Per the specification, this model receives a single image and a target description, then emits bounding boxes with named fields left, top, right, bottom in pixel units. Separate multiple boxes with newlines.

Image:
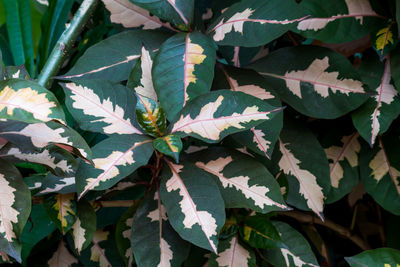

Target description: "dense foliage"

left=0, top=0, right=400, bottom=266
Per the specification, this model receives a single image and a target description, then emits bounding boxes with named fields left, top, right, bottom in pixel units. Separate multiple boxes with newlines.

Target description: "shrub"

left=0, top=0, right=400, bottom=266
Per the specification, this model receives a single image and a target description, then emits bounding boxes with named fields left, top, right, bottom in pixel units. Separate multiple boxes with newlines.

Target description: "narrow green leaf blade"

left=346, top=248, right=400, bottom=267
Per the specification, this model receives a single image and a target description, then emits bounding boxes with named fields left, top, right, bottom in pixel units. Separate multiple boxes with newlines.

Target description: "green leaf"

left=240, top=215, right=282, bottom=249
left=352, top=54, right=400, bottom=146
left=170, top=90, right=282, bottom=143
left=0, top=120, right=92, bottom=161
left=391, top=46, right=400, bottom=92
left=62, top=80, right=143, bottom=136
left=159, top=160, right=225, bottom=253
left=2, top=0, right=34, bottom=75
left=43, top=193, right=77, bottom=234
left=153, top=135, right=182, bottom=162
left=207, top=0, right=308, bottom=47
left=346, top=248, right=400, bottom=266
left=131, top=188, right=190, bottom=266
left=136, top=94, right=166, bottom=137
left=0, top=143, right=77, bottom=177
left=37, top=0, right=74, bottom=71
left=189, top=147, right=288, bottom=213
left=250, top=46, right=370, bottom=119
left=294, top=0, right=382, bottom=43
left=36, top=174, right=75, bottom=195
left=371, top=22, right=398, bottom=59
left=4, top=65, right=30, bottom=80
left=76, top=134, right=154, bottom=198
left=272, top=118, right=330, bottom=220
left=116, top=204, right=137, bottom=266
left=208, top=234, right=256, bottom=267
left=0, top=158, right=31, bottom=263
left=128, top=46, right=157, bottom=101
left=129, top=0, right=194, bottom=30
left=218, top=66, right=283, bottom=158
left=72, top=200, right=96, bottom=253
left=102, top=0, right=177, bottom=31
left=59, top=29, right=171, bottom=82
left=263, top=221, right=319, bottom=267
left=360, top=134, right=400, bottom=215
left=0, top=79, right=65, bottom=123
left=152, top=32, right=217, bottom=120
left=321, top=131, right=361, bottom=203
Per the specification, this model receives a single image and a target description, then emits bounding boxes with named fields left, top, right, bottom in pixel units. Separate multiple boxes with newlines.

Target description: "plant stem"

left=37, top=0, right=98, bottom=88
left=278, top=211, right=371, bottom=251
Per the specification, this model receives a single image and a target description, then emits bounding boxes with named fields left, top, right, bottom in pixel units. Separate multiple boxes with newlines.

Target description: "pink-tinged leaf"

left=47, top=241, right=78, bottom=267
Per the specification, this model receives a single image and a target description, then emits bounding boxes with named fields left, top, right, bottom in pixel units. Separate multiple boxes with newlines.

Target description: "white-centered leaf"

left=39, top=177, right=75, bottom=195
left=80, top=139, right=152, bottom=197
left=0, top=85, right=58, bottom=122
left=122, top=217, right=134, bottom=266
left=48, top=241, right=78, bottom=267
left=4, top=147, right=73, bottom=174
left=52, top=193, right=76, bottom=234
left=211, top=8, right=307, bottom=42
left=102, top=0, right=174, bottom=31
left=196, top=156, right=288, bottom=210
left=297, top=0, right=377, bottom=31
left=183, top=36, right=207, bottom=104
left=171, top=95, right=276, bottom=141
left=262, top=57, right=365, bottom=98
left=280, top=248, right=318, bottom=267
left=370, top=57, right=398, bottom=145
left=91, top=229, right=111, bottom=267
left=164, top=161, right=219, bottom=253
left=0, top=174, right=19, bottom=242
left=325, top=133, right=360, bottom=188
left=369, top=139, right=400, bottom=196
left=215, top=235, right=251, bottom=267
left=72, top=218, right=86, bottom=253
left=64, top=82, right=141, bottom=135
left=226, top=75, right=274, bottom=100
left=279, top=140, right=324, bottom=219
left=135, top=46, right=157, bottom=101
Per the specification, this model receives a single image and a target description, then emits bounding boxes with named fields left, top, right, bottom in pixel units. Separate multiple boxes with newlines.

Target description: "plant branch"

left=37, top=0, right=99, bottom=88
left=278, top=211, right=371, bottom=250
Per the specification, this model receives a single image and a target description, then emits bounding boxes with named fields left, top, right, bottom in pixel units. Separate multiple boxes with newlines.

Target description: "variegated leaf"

left=129, top=0, right=194, bottom=30
left=152, top=32, right=217, bottom=120
left=4, top=65, right=30, bottom=80
left=360, top=134, right=400, bottom=215
left=0, top=144, right=77, bottom=177
left=116, top=205, right=137, bottom=266
left=346, top=248, right=400, bottom=267
left=0, top=79, right=65, bottom=123
left=263, top=221, right=319, bottom=267
left=0, top=120, right=91, bottom=160
left=153, top=135, right=182, bottom=162
left=208, top=235, right=256, bottom=267
left=295, top=0, right=382, bottom=43
left=322, top=132, right=361, bottom=203
left=131, top=188, right=190, bottom=266
left=170, top=90, right=282, bottom=143
left=207, top=0, right=308, bottom=47
left=35, top=174, right=75, bottom=195
left=89, top=229, right=112, bottom=267
left=47, top=241, right=78, bottom=267
left=136, top=94, right=166, bottom=137
left=128, top=46, right=157, bottom=101
left=159, top=160, right=225, bottom=253
left=218, top=66, right=283, bottom=158
left=0, top=159, right=31, bottom=263
left=44, top=193, right=77, bottom=234
left=62, top=80, right=142, bottom=136
left=72, top=200, right=96, bottom=253
left=102, top=0, right=176, bottom=31
left=59, top=30, right=171, bottom=82
left=190, top=147, right=288, bottom=213
left=76, top=135, right=154, bottom=198
left=251, top=46, right=369, bottom=119
left=273, top=118, right=330, bottom=220
left=352, top=55, right=400, bottom=146
left=372, top=22, right=397, bottom=59
left=240, top=215, right=282, bottom=249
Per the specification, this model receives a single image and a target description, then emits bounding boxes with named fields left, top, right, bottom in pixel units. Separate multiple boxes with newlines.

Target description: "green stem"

left=37, top=0, right=98, bottom=88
